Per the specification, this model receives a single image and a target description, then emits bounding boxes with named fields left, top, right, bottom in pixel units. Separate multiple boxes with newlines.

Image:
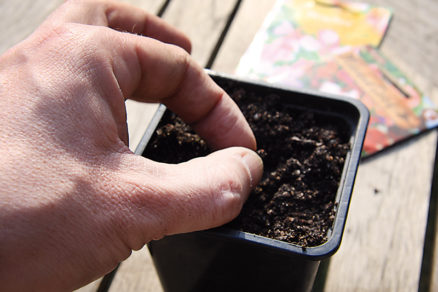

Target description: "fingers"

left=41, top=1, right=254, bottom=150
left=105, top=2, right=192, bottom=52
left=113, top=147, right=263, bottom=248
left=43, top=0, right=191, bottom=52
left=35, top=0, right=254, bottom=150
left=105, top=28, right=256, bottom=150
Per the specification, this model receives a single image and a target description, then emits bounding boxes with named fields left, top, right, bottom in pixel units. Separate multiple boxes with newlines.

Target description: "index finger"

left=42, top=0, right=256, bottom=151
left=114, top=32, right=257, bottom=151
left=42, top=0, right=191, bottom=52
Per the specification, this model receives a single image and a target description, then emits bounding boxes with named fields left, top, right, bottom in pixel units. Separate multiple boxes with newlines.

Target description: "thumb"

left=112, top=147, right=263, bottom=249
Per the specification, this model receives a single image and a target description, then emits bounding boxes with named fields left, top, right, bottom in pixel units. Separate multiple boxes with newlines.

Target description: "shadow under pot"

left=135, top=71, right=369, bottom=292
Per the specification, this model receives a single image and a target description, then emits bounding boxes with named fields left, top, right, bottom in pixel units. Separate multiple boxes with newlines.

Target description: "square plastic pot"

left=134, top=71, right=369, bottom=292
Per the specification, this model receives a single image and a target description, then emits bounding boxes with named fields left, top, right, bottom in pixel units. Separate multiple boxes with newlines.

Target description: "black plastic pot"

left=135, top=71, right=369, bottom=292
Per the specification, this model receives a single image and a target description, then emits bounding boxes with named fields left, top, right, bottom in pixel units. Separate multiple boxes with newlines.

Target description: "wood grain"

left=324, top=132, right=437, bottom=292
left=108, top=246, right=162, bottom=292
left=0, top=0, right=64, bottom=54
left=212, top=0, right=277, bottom=75
left=161, top=0, right=238, bottom=67
left=74, top=279, right=102, bottom=292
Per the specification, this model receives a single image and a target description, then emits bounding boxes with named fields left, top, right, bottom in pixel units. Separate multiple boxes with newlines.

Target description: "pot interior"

left=139, top=72, right=368, bottom=258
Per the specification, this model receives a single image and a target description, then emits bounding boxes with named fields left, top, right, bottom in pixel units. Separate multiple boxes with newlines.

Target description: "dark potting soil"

left=144, top=81, right=350, bottom=247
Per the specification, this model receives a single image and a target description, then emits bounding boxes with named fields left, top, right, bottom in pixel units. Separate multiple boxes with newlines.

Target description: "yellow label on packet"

left=289, top=0, right=391, bottom=47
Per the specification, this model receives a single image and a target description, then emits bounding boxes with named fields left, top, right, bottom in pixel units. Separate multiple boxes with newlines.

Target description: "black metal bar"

left=156, top=0, right=171, bottom=17
left=97, top=265, right=119, bottom=292
left=419, top=129, right=438, bottom=292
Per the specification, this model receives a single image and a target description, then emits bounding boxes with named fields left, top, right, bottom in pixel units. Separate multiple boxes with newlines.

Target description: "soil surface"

left=144, top=79, right=350, bottom=247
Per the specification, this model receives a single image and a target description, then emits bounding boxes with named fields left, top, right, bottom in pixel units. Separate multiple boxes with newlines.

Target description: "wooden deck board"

left=324, top=131, right=437, bottom=292
left=212, top=0, right=277, bottom=75
left=160, top=0, right=238, bottom=67
left=108, top=247, right=162, bottom=292
left=0, top=0, right=63, bottom=54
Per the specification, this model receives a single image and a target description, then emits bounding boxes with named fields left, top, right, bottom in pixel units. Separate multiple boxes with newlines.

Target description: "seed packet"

left=236, top=0, right=438, bottom=156
left=236, top=0, right=393, bottom=81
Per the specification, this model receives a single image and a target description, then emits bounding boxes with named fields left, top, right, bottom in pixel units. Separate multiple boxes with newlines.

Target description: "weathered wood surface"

left=1, top=0, right=438, bottom=291
left=323, top=132, right=437, bottom=292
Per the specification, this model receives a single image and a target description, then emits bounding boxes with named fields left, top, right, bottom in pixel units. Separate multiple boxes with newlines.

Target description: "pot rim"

left=136, top=70, right=369, bottom=260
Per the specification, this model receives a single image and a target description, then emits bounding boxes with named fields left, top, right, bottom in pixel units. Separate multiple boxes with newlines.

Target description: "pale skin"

left=0, top=0, right=263, bottom=291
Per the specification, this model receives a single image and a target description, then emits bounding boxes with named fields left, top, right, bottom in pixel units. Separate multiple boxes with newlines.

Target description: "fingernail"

left=240, top=150, right=264, bottom=189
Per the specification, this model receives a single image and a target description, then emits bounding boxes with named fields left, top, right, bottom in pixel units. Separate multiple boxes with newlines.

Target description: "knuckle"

left=33, top=24, right=114, bottom=78
left=214, top=101, right=240, bottom=138
left=209, top=162, right=247, bottom=219
left=33, top=23, right=75, bottom=48
left=35, top=23, right=106, bottom=58
left=168, top=44, right=191, bottom=85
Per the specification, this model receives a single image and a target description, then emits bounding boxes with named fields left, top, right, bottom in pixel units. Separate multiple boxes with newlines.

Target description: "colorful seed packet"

left=236, top=0, right=438, bottom=157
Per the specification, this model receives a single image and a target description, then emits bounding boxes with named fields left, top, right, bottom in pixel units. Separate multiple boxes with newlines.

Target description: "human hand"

left=0, top=0, right=263, bottom=290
